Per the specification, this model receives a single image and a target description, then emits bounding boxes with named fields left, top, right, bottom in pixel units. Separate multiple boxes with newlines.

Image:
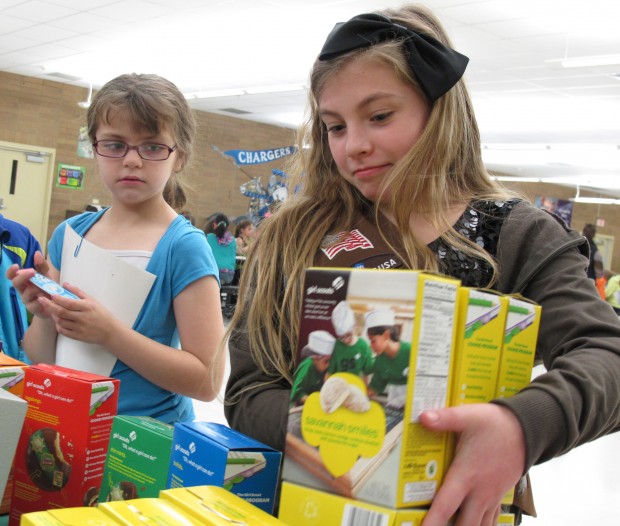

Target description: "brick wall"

left=0, top=71, right=295, bottom=242
left=1, top=71, right=618, bottom=270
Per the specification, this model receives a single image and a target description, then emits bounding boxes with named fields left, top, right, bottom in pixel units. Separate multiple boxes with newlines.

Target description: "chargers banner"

left=224, top=146, right=296, bottom=165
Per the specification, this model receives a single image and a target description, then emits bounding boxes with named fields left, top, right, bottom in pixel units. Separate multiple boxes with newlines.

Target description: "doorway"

left=0, top=141, right=55, bottom=251
left=594, top=233, right=615, bottom=272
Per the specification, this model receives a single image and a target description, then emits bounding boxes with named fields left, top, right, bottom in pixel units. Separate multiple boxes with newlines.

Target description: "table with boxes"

left=1, top=359, right=284, bottom=525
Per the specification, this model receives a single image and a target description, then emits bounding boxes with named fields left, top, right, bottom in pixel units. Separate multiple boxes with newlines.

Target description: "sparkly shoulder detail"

left=429, top=199, right=519, bottom=287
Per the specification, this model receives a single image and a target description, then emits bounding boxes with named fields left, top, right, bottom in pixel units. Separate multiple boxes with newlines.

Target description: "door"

left=594, top=233, right=614, bottom=272
left=0, top=141, right=55, bottom=250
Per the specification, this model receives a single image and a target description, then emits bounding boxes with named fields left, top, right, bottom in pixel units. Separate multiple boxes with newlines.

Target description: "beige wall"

left=2, top=71, right=619, bottom=270
left=0, top=71, right=295, bottom=244
left=500, top=180, right=620, bottom=270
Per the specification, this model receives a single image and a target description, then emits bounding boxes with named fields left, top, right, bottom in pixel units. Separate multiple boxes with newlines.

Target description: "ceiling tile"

left=0, top=0, right=618, bottom=192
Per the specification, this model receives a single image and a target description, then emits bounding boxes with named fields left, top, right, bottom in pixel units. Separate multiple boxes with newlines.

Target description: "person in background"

left=604, top=270, right=620, bottom=315
left=223, top=4, right=620, bottom=525
left=205, top=213, right=237, bottom=285
left=0, top=214, right=41, bottom=362
left=582, top=223, right=604, bottom=280
left=202, top=212, right=221, bottom=235
left=7, top=73, right=225, bottom=424
left=234, top=218, right=255, bottom=256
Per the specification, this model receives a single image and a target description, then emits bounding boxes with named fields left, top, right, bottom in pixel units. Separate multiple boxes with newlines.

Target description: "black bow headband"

left=318, top=13, right=469, bottom=102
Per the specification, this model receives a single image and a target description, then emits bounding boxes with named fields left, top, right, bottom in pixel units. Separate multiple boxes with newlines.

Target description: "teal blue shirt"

left=48, top=210, right=218, bottom=423
left=206, top=232, right=237, bottom=284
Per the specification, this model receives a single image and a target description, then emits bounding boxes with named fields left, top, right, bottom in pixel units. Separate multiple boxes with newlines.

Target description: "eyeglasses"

left=93, top=140, right=177, bottom=161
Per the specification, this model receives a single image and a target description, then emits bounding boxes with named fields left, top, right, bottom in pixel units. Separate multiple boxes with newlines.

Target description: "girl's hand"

left=6, top=253, right=52, bottom=318
left=419, top=403, right=526, bottom=526
left=37, top=283, right=121, bottom=346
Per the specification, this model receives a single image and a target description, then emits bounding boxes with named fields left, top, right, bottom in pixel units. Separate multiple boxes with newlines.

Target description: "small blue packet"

left=29, top=272, right=79, bottom=299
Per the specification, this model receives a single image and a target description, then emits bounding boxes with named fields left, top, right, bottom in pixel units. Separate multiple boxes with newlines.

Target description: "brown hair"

left=234, top=219, right=253, bottom=238
left=87, top=73, right=196, bottom=211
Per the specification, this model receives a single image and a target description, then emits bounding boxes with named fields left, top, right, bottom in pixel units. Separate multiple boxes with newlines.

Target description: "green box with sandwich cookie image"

left=99, top=415, right=174, bottom=503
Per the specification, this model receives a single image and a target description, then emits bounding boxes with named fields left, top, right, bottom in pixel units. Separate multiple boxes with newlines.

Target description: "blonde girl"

left=225, top=5, right=620, bottom=525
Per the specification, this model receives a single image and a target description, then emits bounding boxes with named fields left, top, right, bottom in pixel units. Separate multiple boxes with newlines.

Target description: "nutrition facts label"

left=410, top=279, right=458, bottom=422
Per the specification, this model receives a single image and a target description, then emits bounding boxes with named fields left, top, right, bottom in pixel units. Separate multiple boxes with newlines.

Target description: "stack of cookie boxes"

left=97, top=417, right=282, bottom=515
left=278, top=267, right=540, bottom=525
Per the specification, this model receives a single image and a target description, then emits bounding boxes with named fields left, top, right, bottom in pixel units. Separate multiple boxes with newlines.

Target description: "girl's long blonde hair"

left=224, top=3, right=513, bottom=388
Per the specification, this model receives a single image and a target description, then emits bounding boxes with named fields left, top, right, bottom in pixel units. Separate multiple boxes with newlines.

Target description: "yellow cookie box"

left=21, top=507, right=122, bottom=526
left=497, top=296, right=541, bottom=400
left=450, top=288, right=509, bottom=408
left=496, top=295, right=541, bottom=505
left=160, top=485, right=288, bottom=525
left=279, top=481, right=514, bottom=526
left=98, top=498, right=203, bottom=526
left=447, top=288, right=509, bottom=496
left=448, top=290, right=540, bottom=507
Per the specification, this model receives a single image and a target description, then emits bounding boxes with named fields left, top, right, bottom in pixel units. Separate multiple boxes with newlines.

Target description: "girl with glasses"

left=224, top=4, right=620, bottom=524
left=7, top=73, right=225, bottom=424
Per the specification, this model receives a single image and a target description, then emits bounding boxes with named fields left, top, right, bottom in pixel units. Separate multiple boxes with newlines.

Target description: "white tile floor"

left=195, top=361, right=620, bottom=525
left=520, top=366, right=620, bottom=525
left=521, top=431, right=620, bottom=525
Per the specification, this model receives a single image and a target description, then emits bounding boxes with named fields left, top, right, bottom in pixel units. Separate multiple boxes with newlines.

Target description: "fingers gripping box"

left=447, top=289, right=508, bottom=467
left=9, top=364, right=119, bottom=526
left=167, top=421, right=281, bottom=514
left=99, top=415, right=174, bottom=503
left=282, top=268, right=460, bottom=509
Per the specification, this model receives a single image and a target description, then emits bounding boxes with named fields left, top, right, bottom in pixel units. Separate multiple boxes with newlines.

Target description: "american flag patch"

left=320, top=229, right=374, bottom=260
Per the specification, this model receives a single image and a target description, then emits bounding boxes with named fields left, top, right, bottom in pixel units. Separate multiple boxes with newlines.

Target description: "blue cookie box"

left=167, top=421, right=281, bottom=514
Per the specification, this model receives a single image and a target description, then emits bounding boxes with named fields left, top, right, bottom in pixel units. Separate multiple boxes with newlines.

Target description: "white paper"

left=56, top=225, right=156, bottom=376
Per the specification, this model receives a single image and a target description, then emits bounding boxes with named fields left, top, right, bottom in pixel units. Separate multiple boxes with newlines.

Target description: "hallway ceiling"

left=1, top=0, right=619, bottom=196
